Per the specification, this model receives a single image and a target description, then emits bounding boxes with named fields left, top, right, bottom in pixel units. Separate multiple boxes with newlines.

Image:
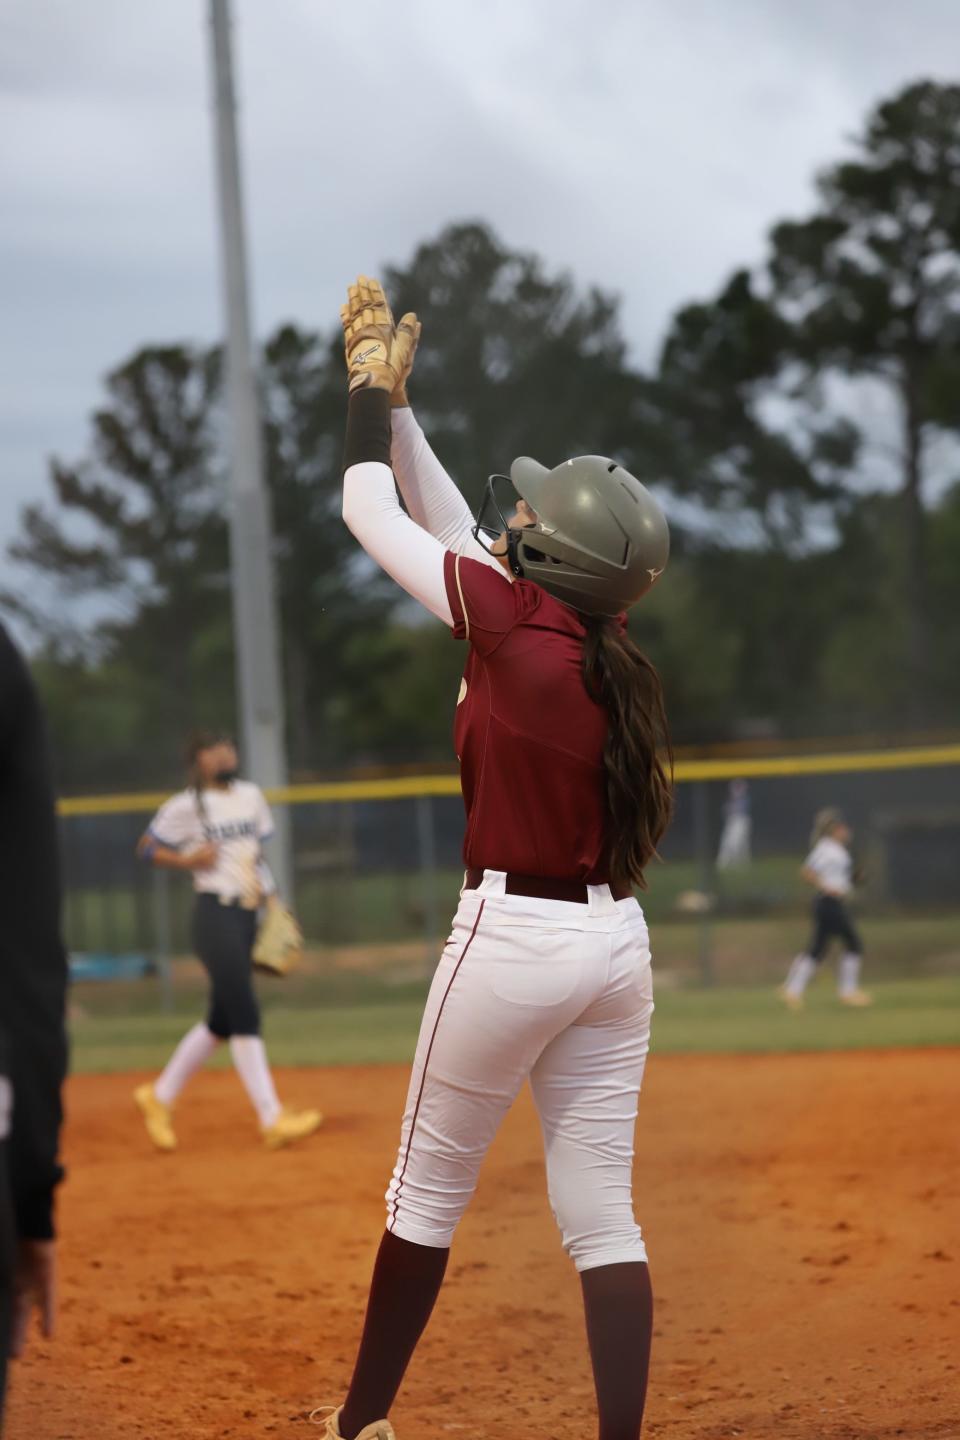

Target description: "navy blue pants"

left=808, top=894, right=862, bottom=962
left=192, top=895, right=261, bottom=1038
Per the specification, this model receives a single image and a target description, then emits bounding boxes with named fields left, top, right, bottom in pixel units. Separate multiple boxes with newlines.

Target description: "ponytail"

left=185, top=728, right=227, bottom=824
left=810, top=807, right=843, bottom=849
left=582, top=618, right=673, bottom=889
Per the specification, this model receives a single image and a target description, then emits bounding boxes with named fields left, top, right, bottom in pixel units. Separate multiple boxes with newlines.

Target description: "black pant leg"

left=192, top=898, right=261, bottom=1038
left=834, top=902, right=863, bottom=955
left=810, top=895, right=860, bottom=963
left=807, top=896, right=833, bottom=961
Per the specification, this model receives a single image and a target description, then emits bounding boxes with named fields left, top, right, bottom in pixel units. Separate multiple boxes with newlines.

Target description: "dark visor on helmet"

left=471, top=474, right=527, bottom=577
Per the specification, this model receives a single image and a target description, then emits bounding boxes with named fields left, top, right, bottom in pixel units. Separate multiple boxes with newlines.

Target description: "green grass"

left=68, top=975, right=958, bottom=1075
left=648, top=976, right=959, bottom=1054
left=651, top=912, right=960, bottom=982
left=70, top=1002, right=428, bottom=1074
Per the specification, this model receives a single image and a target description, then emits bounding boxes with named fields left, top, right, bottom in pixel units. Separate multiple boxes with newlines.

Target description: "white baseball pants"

left=385, top=870, right=655, bottom=1272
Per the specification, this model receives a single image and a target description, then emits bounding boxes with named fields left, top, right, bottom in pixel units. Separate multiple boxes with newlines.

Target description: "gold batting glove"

left=339, top=275, right=421, bottom=401
left=391, top=314, right=421, bottom=408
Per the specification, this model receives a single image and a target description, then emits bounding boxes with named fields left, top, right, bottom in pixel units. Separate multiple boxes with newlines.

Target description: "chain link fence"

left=60, top=748, right=960, bottom=1006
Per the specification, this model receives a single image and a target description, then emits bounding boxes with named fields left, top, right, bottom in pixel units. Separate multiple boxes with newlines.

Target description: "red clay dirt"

left=7, top=1050, right=959, bottom=1440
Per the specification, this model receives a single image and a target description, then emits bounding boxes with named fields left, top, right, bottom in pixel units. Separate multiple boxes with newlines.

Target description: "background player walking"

left=313, top=278, right=672, bottom=1440
left=133, top=732, right=321, bottom=1150
left=780, top=807, right=872, bottom=1009
left=716, top=778, right=752, bottom=869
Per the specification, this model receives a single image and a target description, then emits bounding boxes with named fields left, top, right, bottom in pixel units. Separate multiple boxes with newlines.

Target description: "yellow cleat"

left=263, top=1106, right=323, bottom=1150
left=309, top=1405, right=395, bottom=1440
left=778, top=987, right=804, bottom=1012
left=839, top=989, right=873, bottom=1007
left=133, top=1083, right=177, bottom=1151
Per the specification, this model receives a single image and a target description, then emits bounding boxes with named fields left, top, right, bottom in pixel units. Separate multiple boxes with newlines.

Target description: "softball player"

left=133, top=732, right=321, bottom=1150
left=716, top=778, right=751, bottom=869
left=314, top=279, right=672, bottom=1440
left=780, top=807, right=871, bottom=1009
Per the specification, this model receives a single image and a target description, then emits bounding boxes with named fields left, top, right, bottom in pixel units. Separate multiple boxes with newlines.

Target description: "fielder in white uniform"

left=132, top=732, right=322, bottom=1150
left=311, top=278, right=673, bottom=1440
left=716, top=778, right=752, bottom=869
left=780, top=807, right=871, bottom=1009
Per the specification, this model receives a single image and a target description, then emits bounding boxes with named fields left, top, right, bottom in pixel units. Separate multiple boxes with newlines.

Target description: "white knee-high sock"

left=838, top=952, right=862, bottom=996
left=784, top=954, right=817, bottom=997
left=229, top=1036, right=282, bottom=1129
left=154, top=1022, right=220, bottom=1105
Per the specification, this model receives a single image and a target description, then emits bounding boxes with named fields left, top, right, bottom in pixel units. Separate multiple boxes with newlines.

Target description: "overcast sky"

left=2, top=0, right=958, bottom=566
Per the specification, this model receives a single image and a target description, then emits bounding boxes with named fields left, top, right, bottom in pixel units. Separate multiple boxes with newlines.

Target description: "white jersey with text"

left=804, top=836, right=853, bottom=897
left=148, top=781, right=275, bottom=899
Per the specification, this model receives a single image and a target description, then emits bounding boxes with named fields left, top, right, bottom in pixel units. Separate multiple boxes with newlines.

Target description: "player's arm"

left=136, top=797, right=217, bottom=871
left=339, top=279, right=455, bottom=623
left=800, top=860, right=840, bottom=897
left=343, top=414, right=455, bottom=626
left=390, top=409, right=477, bottom=551
left=136, top=836, right=217, bottom=871
left=391, top=416, right=513, bottom=570
left=340, top=277, right=480, bottom=553
left=253, top=788, right=278, bottom=898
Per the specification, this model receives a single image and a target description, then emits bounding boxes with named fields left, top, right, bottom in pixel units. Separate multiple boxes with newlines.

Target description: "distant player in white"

left=780, top=808, right=871, bottom=1009
left=716, top=778, right=751, bottom=869
left=132, top=731, right=322, bottom=1150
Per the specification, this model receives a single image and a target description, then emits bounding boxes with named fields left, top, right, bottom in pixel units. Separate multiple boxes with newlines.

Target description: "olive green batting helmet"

left=506, top=455, right=669, bottom=616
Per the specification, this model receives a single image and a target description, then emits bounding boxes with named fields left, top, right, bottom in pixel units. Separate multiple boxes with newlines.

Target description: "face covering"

left=214, top=767, right=239, bottom=785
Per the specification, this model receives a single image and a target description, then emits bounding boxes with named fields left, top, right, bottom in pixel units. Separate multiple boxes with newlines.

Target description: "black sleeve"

left=342, top=387, right=392, bottom=472
left=0, top=625, right=68, bottom=1241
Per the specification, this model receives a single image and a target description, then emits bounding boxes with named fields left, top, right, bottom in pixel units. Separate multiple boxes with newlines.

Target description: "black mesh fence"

left=60, top=760, right=960, bottom=987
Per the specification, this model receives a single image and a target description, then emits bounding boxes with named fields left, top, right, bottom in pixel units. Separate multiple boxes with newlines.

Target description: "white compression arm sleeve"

left=343, top=461, right=456, bottom=626
left=390, top=407, right=476, bottom=550
left=389, top=408, right=509, bottom=571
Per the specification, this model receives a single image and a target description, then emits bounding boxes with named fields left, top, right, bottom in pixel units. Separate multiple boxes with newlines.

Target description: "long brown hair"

left=184, top=729, right=233, bottom=822
left=582, top=617, right=673, bottom=889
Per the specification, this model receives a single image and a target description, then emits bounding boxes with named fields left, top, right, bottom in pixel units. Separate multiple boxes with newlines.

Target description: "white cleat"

left=309, top=1405, right=396, bottom=1439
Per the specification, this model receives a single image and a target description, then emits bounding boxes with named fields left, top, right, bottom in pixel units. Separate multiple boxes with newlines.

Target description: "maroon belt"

left=464, top=867, right=632, bottom=904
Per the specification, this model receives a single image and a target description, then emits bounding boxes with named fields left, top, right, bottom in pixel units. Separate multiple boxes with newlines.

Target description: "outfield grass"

left=69, top=975, right=958, bottom=1075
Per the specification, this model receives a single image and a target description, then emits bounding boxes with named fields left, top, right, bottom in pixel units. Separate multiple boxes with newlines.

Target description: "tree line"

left=5, top=80, right=960, bottom=792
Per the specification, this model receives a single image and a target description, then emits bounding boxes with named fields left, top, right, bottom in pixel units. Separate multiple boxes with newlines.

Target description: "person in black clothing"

left=0, top=624, right=68, bottom=1422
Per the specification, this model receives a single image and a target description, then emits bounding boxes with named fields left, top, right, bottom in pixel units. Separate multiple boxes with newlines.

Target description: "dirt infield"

left=8, top=1050, right=959, bottom=1440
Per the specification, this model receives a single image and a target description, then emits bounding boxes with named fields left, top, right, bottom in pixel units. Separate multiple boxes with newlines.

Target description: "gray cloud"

left=2, top=0, right=958, bottom=565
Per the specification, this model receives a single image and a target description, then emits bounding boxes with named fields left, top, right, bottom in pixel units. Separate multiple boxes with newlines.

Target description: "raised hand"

left=340, top=275, right=420, bottom=397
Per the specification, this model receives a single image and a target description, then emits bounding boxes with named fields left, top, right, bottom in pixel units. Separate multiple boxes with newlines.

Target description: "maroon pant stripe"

left=388, top=898, right=486, bottom=1232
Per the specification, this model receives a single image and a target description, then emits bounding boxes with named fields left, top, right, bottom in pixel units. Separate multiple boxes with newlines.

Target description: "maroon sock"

left=338, top=1230, right=449, bottom=1440
left=580, top=1261, right=653, bottom=1440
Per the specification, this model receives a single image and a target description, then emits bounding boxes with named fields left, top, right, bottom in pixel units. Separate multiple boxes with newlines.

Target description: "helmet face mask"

left=472, top=474, right=530, bottom=578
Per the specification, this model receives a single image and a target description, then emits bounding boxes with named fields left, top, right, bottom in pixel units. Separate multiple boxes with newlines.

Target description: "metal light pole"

left=207, top=0, right=292, bottom=899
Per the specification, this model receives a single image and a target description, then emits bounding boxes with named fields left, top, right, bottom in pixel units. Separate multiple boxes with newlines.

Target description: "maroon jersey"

left=443, top=550, right=616, bottom=882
